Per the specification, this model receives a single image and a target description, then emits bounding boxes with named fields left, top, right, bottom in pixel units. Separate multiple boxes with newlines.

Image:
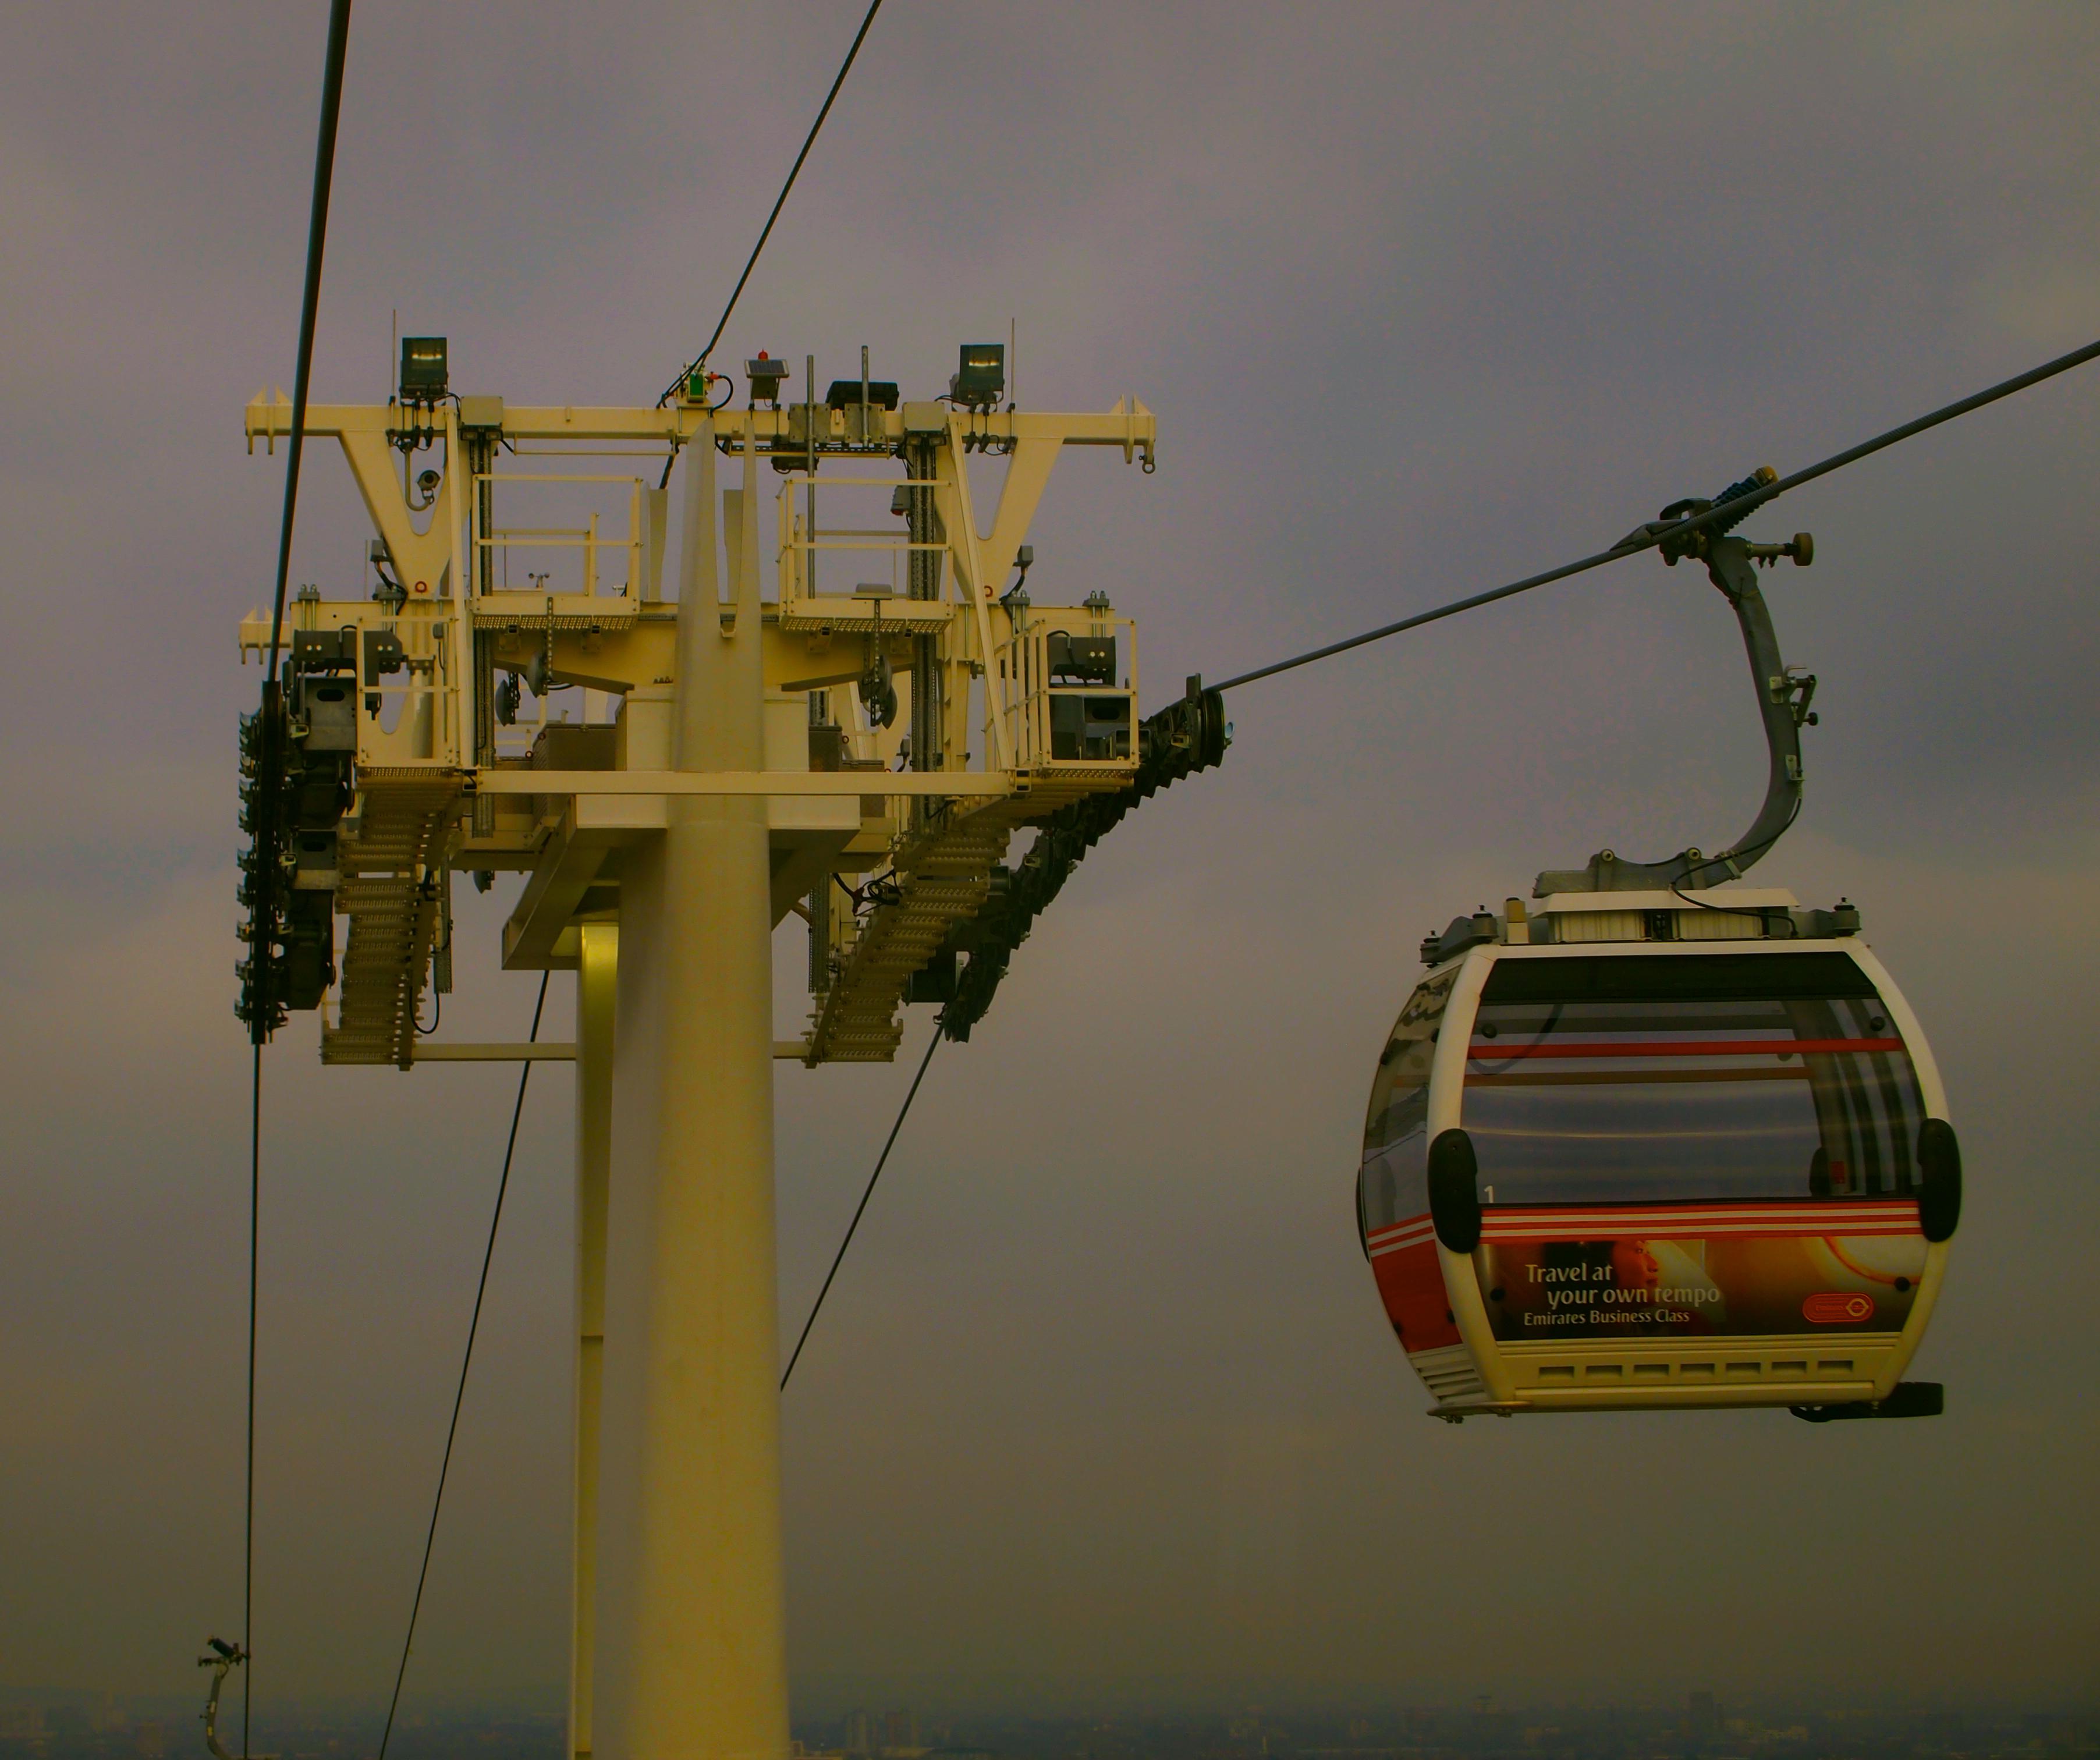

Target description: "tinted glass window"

left=1359, top=967, right=1459, bottom=1233
left=1462, top=956, right=1923, bottom=1205
left=1480, top=951, right=1876, bottom=1006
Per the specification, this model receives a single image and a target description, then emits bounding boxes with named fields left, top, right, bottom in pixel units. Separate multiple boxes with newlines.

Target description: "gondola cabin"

left=1357, top=889, right=1958, bottom=1420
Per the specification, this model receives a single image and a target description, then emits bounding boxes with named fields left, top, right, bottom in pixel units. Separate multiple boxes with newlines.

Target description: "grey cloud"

left=2, top=0, right=2095, bottom=1724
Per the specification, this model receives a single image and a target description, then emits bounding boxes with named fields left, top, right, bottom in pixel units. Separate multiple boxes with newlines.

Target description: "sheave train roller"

left=1356, top=471, right=1959, bottom=1421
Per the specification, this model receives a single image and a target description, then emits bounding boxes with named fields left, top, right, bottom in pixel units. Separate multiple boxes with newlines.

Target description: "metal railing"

left=994, top=606, right=1139, bottom=772
left=774, top=471, right=946, bottom=608
left=473, top=473, right=647, bottom=601
left=468, top=470, right=646, bottom=759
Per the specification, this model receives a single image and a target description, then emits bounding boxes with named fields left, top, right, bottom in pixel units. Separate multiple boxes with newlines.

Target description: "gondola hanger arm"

left=1537, top=469, right=1815, bottom=896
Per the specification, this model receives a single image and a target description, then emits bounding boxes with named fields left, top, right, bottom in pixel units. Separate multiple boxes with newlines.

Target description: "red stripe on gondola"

left=1367, top=1211, right=1432, bottom=1236
left=1485, top=1200, right=1914, bottom=1215
left=1367, top=1214, right=1436, bottom=1250
left=1467, top=1037, right=1903, bottom=1060
left=1477, top=1198, right=1919, bottom=1240
left=1477, top=1220, right=1917, bottom=1236
left=1482, top=1202, right=1915, bottom=1220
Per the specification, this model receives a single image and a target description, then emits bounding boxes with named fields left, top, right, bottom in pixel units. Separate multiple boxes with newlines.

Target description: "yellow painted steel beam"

left=473, top=769, right=1018, bottom=798
left=405, top=1037, right=815, bottom=1063
left=247, top=393, right=1155, bottom=453
left=410, top=1041, right=579, bottom=1060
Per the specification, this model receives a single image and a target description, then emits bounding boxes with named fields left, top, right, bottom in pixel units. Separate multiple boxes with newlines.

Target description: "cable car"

left=1357, top=895, right=1959, bottom=1419
left=1355, top=482, right=1960, bottom=1420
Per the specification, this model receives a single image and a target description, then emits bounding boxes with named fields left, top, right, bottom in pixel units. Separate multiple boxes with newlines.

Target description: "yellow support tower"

left=236, top=347, right=1159, bottom=1760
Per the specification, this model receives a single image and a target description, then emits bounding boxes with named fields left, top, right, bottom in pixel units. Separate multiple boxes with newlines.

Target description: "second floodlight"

left=398, top=336, right=448, bottom=402
left=950, top=342, right=1005, bottom=410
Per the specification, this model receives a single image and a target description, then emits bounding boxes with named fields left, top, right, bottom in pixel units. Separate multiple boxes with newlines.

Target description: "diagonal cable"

left=375, top=974, right=550, bottom=1760
left=657, top=0, right=884, bottom=406
left=781, top=1023, right=941, bottom=1389
left=1212, top=335, right=2100, bottom=693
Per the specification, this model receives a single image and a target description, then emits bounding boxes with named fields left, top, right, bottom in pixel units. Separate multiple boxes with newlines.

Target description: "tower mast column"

left=571, top=921, right=617, bottom=1760
left=597, top=422, right=787, bottom=1760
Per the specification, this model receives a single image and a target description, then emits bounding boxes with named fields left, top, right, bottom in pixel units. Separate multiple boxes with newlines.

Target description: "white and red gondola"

left=1355, top=477, right=1959, bottom=1420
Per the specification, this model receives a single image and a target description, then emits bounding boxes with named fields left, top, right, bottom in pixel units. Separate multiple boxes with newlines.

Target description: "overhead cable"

left=780, top=1024, right=940, bottom=1390
left=240, top=9, right=353, bottom=1758
left=754, top=341, right=2100, bottom=1400
left=241, top=1044, right=262, bottom=1760
left=376, top=975, right=551, bottom=1760
left=262, top=0, right=356, bottom=690
left=656, top=0, right=884, bottom=407
left=1212, top=336, right=2100, bottom=693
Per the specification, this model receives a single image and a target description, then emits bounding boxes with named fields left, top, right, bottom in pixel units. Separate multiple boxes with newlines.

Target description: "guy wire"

left=781, top=1024, right=942, bottom=1390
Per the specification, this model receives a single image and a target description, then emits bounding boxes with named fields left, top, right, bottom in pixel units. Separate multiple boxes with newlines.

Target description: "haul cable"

left=1211, top=336, right=2100, bottom=694
left=791, top=339, right=2099, bottom=1334
left=656, top=0, right=884, bottom=408
left=236, top=6, right=353, bottom=1757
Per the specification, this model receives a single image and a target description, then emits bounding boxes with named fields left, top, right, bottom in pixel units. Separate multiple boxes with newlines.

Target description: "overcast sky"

left=2, top=0, right=2097, bottom=1734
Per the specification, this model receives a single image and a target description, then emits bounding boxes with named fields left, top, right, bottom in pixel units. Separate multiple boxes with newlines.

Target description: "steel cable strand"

left=657, top=0, right=885, bottom=406
left=237, top=10, right=354, bottom=1757
left=375, top=974, right=550, bottom=1760
left=1212, top=337, right=2100, bottom=694
left=781, top=1023, right=941, bottom=1390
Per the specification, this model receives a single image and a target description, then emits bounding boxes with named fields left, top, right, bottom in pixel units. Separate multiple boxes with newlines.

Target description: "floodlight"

left=398, top=336, right=448, bottom=401
left=949, top=342, right=1005, bottom=410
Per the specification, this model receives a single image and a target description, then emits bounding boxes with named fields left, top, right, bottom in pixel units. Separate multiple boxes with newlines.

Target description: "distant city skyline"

left=5, top=1697, right=2097, bottom=1760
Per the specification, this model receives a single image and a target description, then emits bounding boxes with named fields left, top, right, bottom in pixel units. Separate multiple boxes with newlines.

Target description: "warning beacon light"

left=950, top=342, right=1005, bottom=410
